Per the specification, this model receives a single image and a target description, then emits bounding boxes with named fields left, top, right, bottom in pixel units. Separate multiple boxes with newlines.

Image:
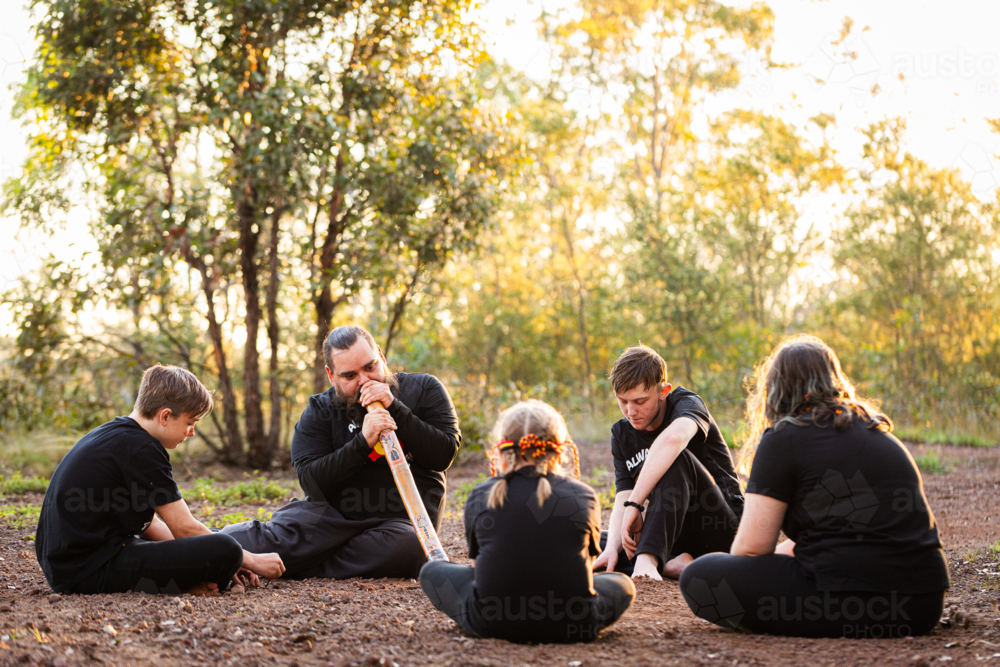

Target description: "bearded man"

left=221, top=324, right=461, bottom=579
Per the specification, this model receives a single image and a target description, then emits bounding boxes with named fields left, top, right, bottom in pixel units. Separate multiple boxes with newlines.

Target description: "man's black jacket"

left=290, top=372, right=461, bottom=528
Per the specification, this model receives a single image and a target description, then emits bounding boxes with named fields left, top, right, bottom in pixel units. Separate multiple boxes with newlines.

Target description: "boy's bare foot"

left=631, top=553, right=663, bottom=581
left=663, top=552, right=694, bottom=579
left=183, top=581, right=220, bottom=596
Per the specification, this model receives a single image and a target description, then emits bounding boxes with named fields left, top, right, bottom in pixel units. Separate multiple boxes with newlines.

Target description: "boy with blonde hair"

left=36, top=364, right=284, bottom=595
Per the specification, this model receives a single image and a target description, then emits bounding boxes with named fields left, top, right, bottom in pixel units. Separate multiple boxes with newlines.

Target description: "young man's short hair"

left=610, top=345, right=668, bottom=395
left=134, top=365, right=213, bottom=419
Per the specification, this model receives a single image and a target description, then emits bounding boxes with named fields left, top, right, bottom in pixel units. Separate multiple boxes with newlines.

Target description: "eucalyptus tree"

left=6, top=0, right=510, bottom=465
left=835, top=119, right=1000, bottom=417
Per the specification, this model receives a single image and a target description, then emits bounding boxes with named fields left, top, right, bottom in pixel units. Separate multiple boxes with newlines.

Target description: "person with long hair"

left=679, top=335, right=949, bottom=638
left=419, top=400, right=636, bottom=643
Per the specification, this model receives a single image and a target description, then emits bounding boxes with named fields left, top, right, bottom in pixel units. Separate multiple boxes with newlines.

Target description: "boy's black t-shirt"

left=746, top=419, right=950, bottom=593
left=35, top=417, right=182, bottom=593
left=611, top=387, right=743, bottom=513
left=463, top=468, right=602, bottom=643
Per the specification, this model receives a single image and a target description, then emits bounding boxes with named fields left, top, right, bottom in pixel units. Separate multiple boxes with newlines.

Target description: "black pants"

left=71, top=534, right=244, bottom=595
left=221, top=499, right=425, bottom=580
left=419, top=561, right=635, bottom=643
left=602, top=449, right=740, bottom=575
left=679, top=552, right=946, bottom=638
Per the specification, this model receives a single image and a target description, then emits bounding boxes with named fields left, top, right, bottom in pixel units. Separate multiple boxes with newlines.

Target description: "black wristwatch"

left=623, top=500, right=644, bottom=511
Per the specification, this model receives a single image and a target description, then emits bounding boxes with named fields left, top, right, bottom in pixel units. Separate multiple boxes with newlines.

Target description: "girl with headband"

left=419, top=399, right=635, bottom=643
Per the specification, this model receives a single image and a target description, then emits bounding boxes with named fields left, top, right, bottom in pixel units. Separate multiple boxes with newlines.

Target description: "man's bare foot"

left=183, top=581, right=219, bottom=596
left=663, top=552, right=694, bottom=579
left=631, top=553, right=663, bottom=581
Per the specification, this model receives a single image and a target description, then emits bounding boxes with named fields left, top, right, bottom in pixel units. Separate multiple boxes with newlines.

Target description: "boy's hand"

left=243, top=551, right=286, bottom=579
left=594, top=548, right=619, bottom=573
left=232, top=566, right=260, bottom=588
left=621, top=506, right=644, bottom=559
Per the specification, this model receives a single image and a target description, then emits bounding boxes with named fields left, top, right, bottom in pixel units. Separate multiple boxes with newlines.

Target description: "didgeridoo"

left=366, top=401, right=449, bottom=562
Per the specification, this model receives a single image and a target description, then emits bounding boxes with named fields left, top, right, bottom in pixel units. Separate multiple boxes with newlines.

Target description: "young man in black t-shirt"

left=36, top=365, right=285, bottom=595
left=594, top=345, right=743, bottom=580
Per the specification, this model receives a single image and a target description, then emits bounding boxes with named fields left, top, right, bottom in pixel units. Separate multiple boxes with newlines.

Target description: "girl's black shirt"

left=463, top=468, right=602, bottom=641
left=746, top=419, right=950, bottom=593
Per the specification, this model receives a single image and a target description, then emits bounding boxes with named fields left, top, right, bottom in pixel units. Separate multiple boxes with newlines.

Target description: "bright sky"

left=1, top=0, right=998, bottom=296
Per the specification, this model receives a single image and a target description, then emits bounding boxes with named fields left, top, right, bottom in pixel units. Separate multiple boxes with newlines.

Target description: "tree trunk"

left=240, top=196, right=267, bottom=469
left=313, top=287, right=335, bottom=395
left=312, top=149, right=348, bottom=395
left=265, top=207, right=282, bottom=458
left=185, top=249, right=243, bottom=462
left=383, top=262, right=424, bottom=357
left=558, top=215, right=595, bottom=415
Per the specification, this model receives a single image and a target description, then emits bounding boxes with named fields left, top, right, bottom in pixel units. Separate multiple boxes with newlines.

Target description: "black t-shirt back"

left=746, top=419, right=950, bottom=593
left=463, top=468, right=602, bottom=643
left=35, top=417, right=182, bottom=592
left=612, top=387, right=743, bottom=513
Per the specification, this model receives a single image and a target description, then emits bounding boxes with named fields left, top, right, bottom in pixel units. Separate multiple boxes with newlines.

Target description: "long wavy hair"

left=487, top=400, right=574, bottom=510
left=738, top=335, right=892, bottom=476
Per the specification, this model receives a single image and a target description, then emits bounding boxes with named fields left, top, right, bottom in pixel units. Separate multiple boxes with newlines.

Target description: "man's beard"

left=332, top=368, right=399, bottom=424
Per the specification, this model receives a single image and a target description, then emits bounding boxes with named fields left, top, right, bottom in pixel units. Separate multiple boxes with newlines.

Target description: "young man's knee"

left=648, top=473, right=693, bottom=514
left=209, top=533, right=245, bottom=568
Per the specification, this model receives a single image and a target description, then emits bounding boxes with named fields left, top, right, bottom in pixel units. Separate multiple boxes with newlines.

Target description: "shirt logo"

left=626, top=447, right=649, bottom=472
left=348, top=422, right=358, bottom=433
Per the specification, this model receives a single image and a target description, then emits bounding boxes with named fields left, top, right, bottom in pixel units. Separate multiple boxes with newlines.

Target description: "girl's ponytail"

left=487, top=476, right=509, bottom=510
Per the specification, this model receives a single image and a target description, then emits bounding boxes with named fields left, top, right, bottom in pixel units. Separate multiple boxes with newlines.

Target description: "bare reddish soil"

left=1, top=441, right=998, bottom=667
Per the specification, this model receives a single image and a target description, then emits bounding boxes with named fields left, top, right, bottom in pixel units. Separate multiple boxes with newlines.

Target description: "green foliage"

left=450, top=473, right=489, bottom=513
left=0, top=504, right=42, bottom=530
left=0, top=472, right=49, bottom=495
left=2, top=0, right=998, bottom=463
left=894, top=427, right=995, bottom=448
left=912, top=451, right=954, bottom=475
left=832, top=119, right=1000, bottom=429
left=3, top=0, right=515, bottom=464
left=584, top=465, right=615, bottom=510
left=988, top=540, right=1000, bottom=561
left=202, top=507, right=272, bottom=530
left=189, top=477, right=296, bottom=506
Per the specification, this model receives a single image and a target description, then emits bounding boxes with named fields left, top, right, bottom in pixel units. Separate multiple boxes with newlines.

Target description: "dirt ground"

left=1, top=440, right=998, bottom=667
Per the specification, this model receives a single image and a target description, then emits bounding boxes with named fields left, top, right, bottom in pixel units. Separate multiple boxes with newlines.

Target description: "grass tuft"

left=0, top=472, right=49, bottom=495
left=894, top=427, right=995, bottom=448
left=450, top=473, right=489, bottom=512
left=912, top=450, right=954, bottom=475
left=202, top=507, right=273, bottom=529
left=0, top=504, right=42, bottom=529
left=189, top=477, right=296, bottom=506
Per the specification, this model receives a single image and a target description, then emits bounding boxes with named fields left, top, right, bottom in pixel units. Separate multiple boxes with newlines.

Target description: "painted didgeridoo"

left=366, top=401, right=449, bottom=562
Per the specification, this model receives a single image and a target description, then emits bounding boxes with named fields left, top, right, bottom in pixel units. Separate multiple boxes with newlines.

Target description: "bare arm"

left=140, top=515, right=175, bottom=542
left=627, top=417, right=699, bottom=506
left=154, top=499, right=286, bottom=579
left=730, top=493, right=788, bottom=557
left=594, top=490, right=632, bottom=572
left=155, top=498, right=212, bottom=539
left=619, top=418, right=699, bottom=556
